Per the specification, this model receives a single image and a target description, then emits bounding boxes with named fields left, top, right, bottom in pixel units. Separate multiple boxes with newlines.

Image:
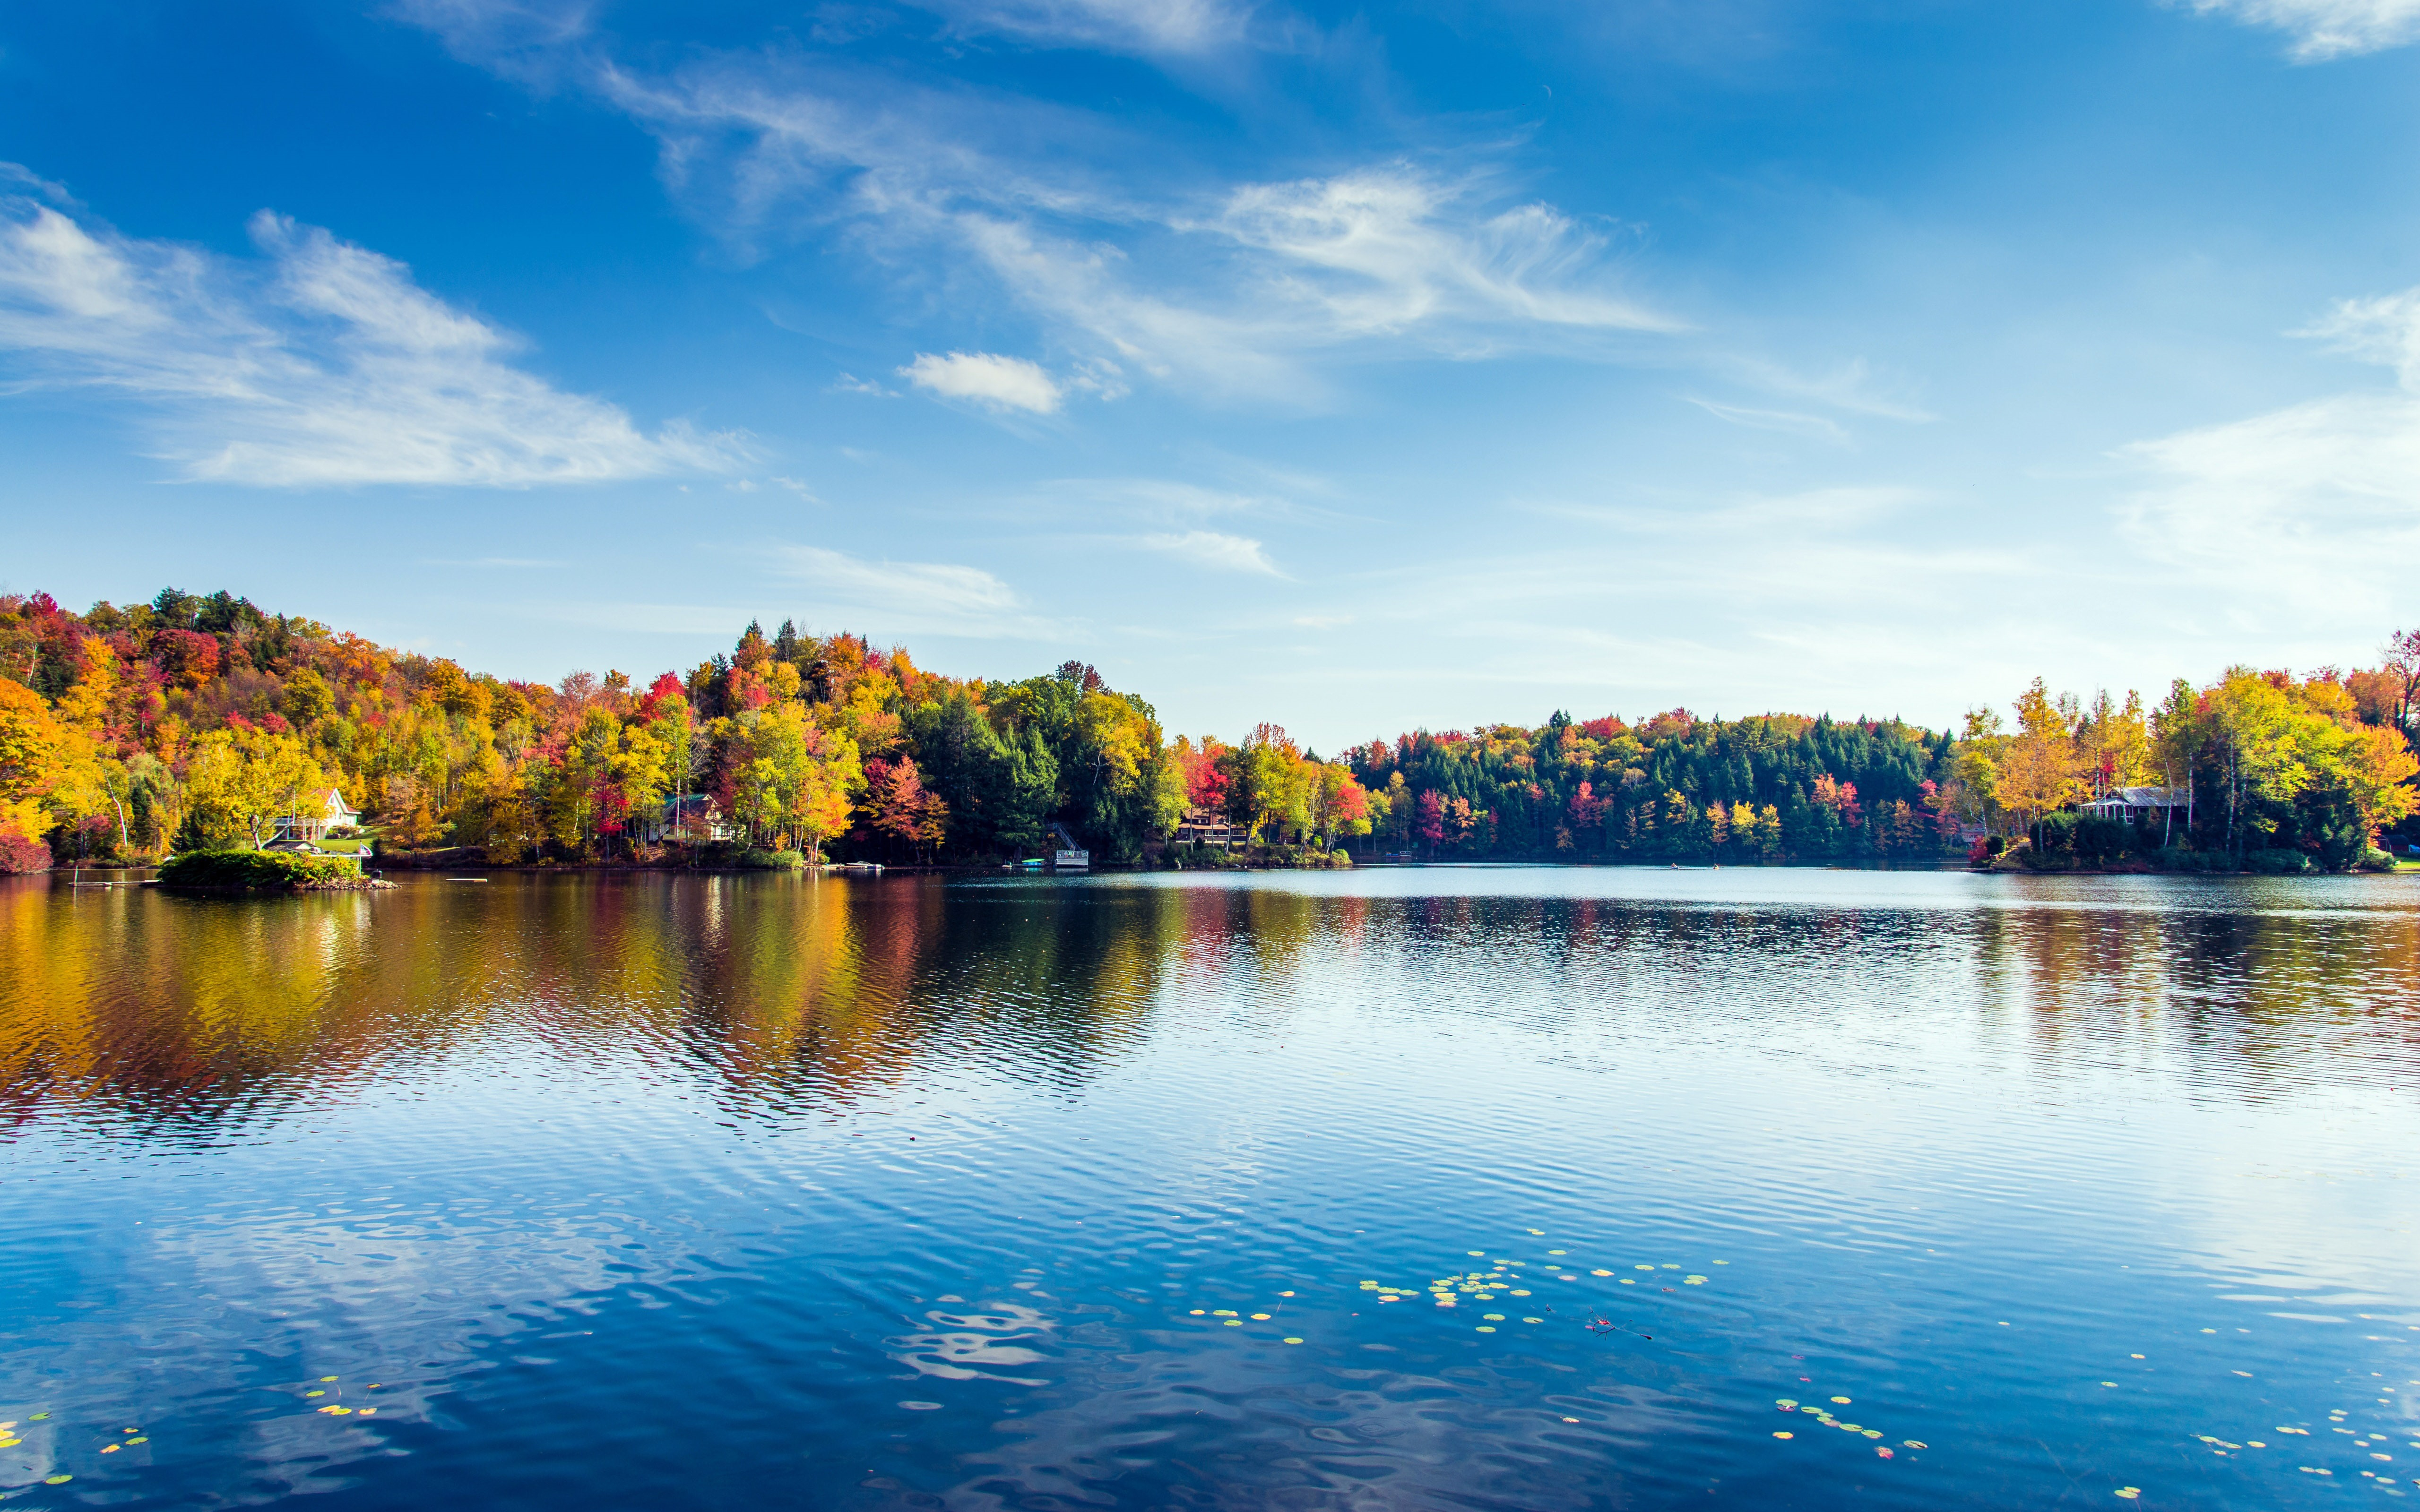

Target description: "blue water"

left=2, top=867, right=2417, bottom=1508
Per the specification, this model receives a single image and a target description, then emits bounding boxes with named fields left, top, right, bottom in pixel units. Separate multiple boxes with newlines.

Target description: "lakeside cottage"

left=272, top=788, right=361, bottom=842
left=1173, top=807, right=1236, bottom=850
left=644, top=794, right=736, bottom=845
left=2076, top=786, right=2191, bottom=821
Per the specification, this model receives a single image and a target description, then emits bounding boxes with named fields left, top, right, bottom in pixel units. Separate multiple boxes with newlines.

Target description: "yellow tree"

left=0, top=676, right=66, bottom=846
left=1996, top=679, right=2084, bottom=841
left=2345, top=724, right=2420, bottom=846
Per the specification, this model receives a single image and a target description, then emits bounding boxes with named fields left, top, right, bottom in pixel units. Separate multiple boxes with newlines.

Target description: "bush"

left=737, top=848, right=807, bottom=870
left=2360, top=847, right=2397, bottom=872
left=0, top=830, right=52, bottom=873
left=2074, top=816, right=2130, bottom=863
left=159, top=849, right=363, bottom=889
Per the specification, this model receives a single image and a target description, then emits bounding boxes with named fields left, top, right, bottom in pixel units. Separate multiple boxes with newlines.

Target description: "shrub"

left=2074, top=816, right=2129, bottom=863
left=2360, top=847, right=2397, bottom=872
left=0, top=830, right=51, bottom=873
left=738, top=848, right=806, bottom=870
left=159, top=849, right=362, bottom=889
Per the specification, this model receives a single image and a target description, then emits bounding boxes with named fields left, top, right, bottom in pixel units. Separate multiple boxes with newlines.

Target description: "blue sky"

left=3, top=0, right=2417, bottom=748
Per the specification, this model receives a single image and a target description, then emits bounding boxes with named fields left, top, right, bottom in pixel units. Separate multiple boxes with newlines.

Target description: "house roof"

left=2114, top=785, right=2188, bottom=807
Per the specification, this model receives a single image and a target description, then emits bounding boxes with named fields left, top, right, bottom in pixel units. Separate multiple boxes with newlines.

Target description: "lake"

left=2, top=866, right=2417, bottom=1509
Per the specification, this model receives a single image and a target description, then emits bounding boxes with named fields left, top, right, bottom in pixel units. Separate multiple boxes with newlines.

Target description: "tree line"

left=0, top=588, right=2412, bottom=873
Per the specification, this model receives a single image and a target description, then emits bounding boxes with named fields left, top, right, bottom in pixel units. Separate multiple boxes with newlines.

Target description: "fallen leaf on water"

left=1251, top=1314, right=1271, bottom=1320
left=1904, top=1440, right=1928, bottom=1449
left=320, top=1377, right=338, bottom=1383
left=100, top=1445, right=120, bottom=1454
left=1591, top=1270, right=1612, bottom=1277
left=43, top=1476, right=69, bottom=1486
left=2114, top=1489, right=2141, bottom=1500
left=1831, top=1397, right=1851, bottom=1405
left=1563, top=1417, right=1578, bottom=1423
left=1284, top=1337, right=1304, bottom=1345
left=1773, top=1432, right=1794, bottom=1440
left=1476, top=1326, right=1496, bottom=1333
left=1224, top=1320, right=1242, bottom=1326
left=305, top=1392, right=325, bottom=1399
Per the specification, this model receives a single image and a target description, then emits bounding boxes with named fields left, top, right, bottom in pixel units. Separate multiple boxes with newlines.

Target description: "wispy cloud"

left=925, top=0, right=1264, bottom=56
left=2118, top=284, right=2420, bottom=627
left=1132, top=529, right=1280, bottom=574
left=900, top=350, right=1064, bottom=412
left=1683, top=397, right=1849, bottom=444
left=774, top=543, right=1065, bottom=637
left=389, top=15, right=1678, bottom=401
left=2180, top=0, right=2420, bottom=59
left=0, top=179, right=742, bottom=486
left=1207, top=168, right=1675, bottom=337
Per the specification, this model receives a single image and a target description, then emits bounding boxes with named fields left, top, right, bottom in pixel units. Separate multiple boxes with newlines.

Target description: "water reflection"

left=3, top=869, right=2418, bottom=1512
left=4, top=872, right=2416, bottom=1139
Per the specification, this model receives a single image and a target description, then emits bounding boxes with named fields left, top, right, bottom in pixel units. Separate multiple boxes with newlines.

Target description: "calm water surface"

left=3, top=867, right=2419, bottom=1510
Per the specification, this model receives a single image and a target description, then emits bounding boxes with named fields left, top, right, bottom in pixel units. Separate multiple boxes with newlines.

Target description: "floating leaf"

left=1591, top=1270, right=1612, bottom=1277
left=1283, top=1337, right=1304, bottom=1345
left=1251, top=1314, right=1271, bottom=1321
left=1224, top=1320, right=1242, bottom=1327
left=43, top=1476, right=69, bottom=1486
left=1773, top=1432, right=1794, bottom=1440
left=1475, top=1326, right=1496, bottom=1333
left=101, top=1445, right=121, bottom=1454
left=305, top=1391, right=325, bottom=1399
left=1831, top=1397, right=1851, bottom=1405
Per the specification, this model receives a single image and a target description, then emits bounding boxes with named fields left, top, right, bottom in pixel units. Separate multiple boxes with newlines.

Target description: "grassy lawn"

left=311, top=836, right=371, bottom=854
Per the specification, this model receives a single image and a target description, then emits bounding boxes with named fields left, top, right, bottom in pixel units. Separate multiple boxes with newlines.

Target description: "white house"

left=273, top=788, right=361, bottom=842
left=2076, top=785, right=2190, bottom=821
left=642, top=794, right=737, bottom=844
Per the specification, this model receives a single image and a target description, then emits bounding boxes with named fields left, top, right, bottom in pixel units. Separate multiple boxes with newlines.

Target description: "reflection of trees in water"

left=3, top=876, right=2413, bottom=1135
left=1970, top=894, right=2420, bottom=1091
left=0, top=880, right=399, bottom=1136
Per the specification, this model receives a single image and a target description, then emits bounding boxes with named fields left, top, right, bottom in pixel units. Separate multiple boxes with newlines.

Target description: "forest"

left=0, top=588, right=2414, bottom=874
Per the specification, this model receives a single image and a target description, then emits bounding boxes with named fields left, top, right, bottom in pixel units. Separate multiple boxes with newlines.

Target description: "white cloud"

left=0, top=185, right=741, bottom=486
left=899, top=350, right=1064, bottom=412
left=2181, top=0, right=2420, bottom=59
left=2118, top=284, right=2420, bottom=627
left=389, top=19, right=1677, bottom=401
left=926, top=0, right=1259, bottom=55
left=1683, top=397, right=1850, bottom=444
left=1132, top=529, right=1280, bottom=574
left=1209, top=169, right=1676, bottom=337
left=775, top=544, right=1065, bottom=637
